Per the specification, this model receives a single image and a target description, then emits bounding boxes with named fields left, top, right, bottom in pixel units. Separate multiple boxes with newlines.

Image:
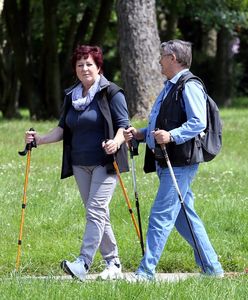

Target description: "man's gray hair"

left=160, top=40, right=192, bottom=68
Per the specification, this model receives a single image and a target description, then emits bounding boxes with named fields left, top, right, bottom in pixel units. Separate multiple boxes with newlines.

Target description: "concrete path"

left=17, top=272, right=199, bottom=283
left=10, top=272, right=244, bottom=282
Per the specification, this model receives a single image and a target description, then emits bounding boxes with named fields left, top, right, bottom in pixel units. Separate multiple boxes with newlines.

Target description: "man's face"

left=159, top=53, right=173, bottom=79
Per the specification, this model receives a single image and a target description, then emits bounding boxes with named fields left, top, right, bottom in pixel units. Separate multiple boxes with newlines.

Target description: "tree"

left=42, top=0, right=61, bottom=118
left=3, top=0, right=39, bottom=117
left=1, top=0, right=117, bottom=119
left=116, top=0, right=163, bottom=118
left=0, top=1, right=21, bottom=118
left=185, top=0, right=248, bottom=106
left=1, top=0, right=248, bottom=119
left=156, top=0, right=248, bottom=106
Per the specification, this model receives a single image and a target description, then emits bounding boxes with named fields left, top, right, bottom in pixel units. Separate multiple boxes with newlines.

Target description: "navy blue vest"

left=144, top=75, right=203, bottom=173
left=60, top=81, right=129, bottom=179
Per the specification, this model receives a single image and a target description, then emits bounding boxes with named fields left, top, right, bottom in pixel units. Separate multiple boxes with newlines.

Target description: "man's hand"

left=152, top=129, right=171, bottom=144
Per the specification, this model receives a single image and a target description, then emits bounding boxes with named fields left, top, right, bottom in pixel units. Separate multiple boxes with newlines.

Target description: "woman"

left=25, top=45, right=129, bottom=281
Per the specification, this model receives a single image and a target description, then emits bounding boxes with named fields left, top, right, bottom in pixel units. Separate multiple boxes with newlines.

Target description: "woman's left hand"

left=102, top=139, right=119, bottom=155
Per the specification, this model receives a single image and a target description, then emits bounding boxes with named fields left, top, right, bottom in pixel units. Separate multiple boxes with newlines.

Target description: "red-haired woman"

left=25, top=45, right=129, bottom=281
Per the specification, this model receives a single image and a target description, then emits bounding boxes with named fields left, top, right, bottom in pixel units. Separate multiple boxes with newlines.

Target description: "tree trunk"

left=74, top=6, right=95, bottom=47
left=214, top=27, right=234, bottom=106
left=0, top=13, right=21, bottom=118
left=0, top=48, right=21, bottom=118
left=90, top=0, right=114, bottom=45
left=3, top=0, right=39, bottom=118
left=166, top=4, right=178, bottom=40
left=42, top=0, right=61, bottom=118
left=59, top=0, right=84, bottom=88
left=116, top=0, right=163, bottom=118
left=61, top=4, right=96, bottom=89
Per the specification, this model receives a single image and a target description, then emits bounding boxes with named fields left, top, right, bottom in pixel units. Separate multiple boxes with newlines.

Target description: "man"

left=124, top=40, right=224, bottom=280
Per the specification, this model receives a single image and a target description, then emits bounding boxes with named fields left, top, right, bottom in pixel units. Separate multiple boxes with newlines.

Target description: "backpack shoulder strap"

left=176, top=71, right=207, bottom=100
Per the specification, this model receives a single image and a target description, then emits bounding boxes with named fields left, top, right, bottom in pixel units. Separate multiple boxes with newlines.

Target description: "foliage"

left=1, top=0, right=248, bottom=118
left=0, top=0, right=117, bottom=119
left=185, top=0, right=248, bottom=32
left=157, top=0, right=248, bottom=33
left=232, top=96, right=248, bottom=107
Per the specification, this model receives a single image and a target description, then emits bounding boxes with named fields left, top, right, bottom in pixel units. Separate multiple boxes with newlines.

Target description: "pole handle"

left=125, top=125, right=139, bottom=157
left=19, top=128, right=37, bottom=156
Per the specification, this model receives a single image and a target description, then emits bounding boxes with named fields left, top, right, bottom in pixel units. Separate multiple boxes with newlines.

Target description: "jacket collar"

left=98, top=74, right=110, bottom=90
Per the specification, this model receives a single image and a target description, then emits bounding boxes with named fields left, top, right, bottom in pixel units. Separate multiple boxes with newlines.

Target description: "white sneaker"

left=61, top=258, right=87, bottom=281
left=98, top=261, right=123, bottom=280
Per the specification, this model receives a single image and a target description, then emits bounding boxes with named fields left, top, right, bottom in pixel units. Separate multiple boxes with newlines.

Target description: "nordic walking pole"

left=155, top=129, right=206, bottom=273
left=16, top=128, right=36, bottom=271
left=112, top=160, right=141, bottom=242
left=127, top=129, right=145, bottom=256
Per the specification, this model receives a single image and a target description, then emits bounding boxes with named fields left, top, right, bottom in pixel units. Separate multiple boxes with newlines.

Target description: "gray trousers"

left=72, top=165, right=119, bottom=268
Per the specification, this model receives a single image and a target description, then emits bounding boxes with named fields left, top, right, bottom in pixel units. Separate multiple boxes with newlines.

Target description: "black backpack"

left=176, top=72, right=223, bottom=162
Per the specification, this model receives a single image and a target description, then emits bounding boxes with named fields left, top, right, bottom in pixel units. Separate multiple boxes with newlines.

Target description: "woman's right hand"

left=25, top=130, right=40, bottom=145
left=25, top=126, right=63, bottom=146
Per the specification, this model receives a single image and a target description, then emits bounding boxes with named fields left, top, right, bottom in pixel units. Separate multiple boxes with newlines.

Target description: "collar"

left=98, top=74, right=111, bottom=91
left=165, top=69, right=189, bottom=86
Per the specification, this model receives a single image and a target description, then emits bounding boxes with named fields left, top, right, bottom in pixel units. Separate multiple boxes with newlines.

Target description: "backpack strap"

left=176, top=71, right=207, bottom=101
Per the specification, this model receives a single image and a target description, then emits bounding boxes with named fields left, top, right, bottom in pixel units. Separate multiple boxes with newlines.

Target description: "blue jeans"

left=137, top=164, right=223, bottom=277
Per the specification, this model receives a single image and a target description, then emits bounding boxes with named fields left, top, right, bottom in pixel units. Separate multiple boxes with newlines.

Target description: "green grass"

left=0, top=108, right=248, bottom=299
left=0, top=275, right=247, bottom=300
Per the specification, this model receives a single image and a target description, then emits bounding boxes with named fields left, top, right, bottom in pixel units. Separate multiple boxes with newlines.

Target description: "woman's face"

left=75, top=54, right=100, bottom=88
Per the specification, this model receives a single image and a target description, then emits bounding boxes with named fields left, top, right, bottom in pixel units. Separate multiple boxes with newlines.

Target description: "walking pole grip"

left=125, top=125, right=139, bottom=157
left=18, top=127, right=37, bottom=156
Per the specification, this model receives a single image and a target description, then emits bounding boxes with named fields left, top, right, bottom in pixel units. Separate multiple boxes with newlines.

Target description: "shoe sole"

left=61, top=260, right=86, bottom=281
left=60, top=260, right=75, bottom=278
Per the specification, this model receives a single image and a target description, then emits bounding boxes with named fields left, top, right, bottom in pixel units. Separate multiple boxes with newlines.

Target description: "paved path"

left=11, top=272, right=244, bottom=282
left=86, top=272, right=198, bottom=282
left=18, top=273, right=199, bottom=282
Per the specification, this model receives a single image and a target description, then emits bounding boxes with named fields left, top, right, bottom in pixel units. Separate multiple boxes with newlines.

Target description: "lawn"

left=0, top=108, right=247, bottom=299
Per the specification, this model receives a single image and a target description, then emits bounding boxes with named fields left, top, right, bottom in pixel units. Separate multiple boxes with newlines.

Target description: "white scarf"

left=71, top=75, right=101, bottom=111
